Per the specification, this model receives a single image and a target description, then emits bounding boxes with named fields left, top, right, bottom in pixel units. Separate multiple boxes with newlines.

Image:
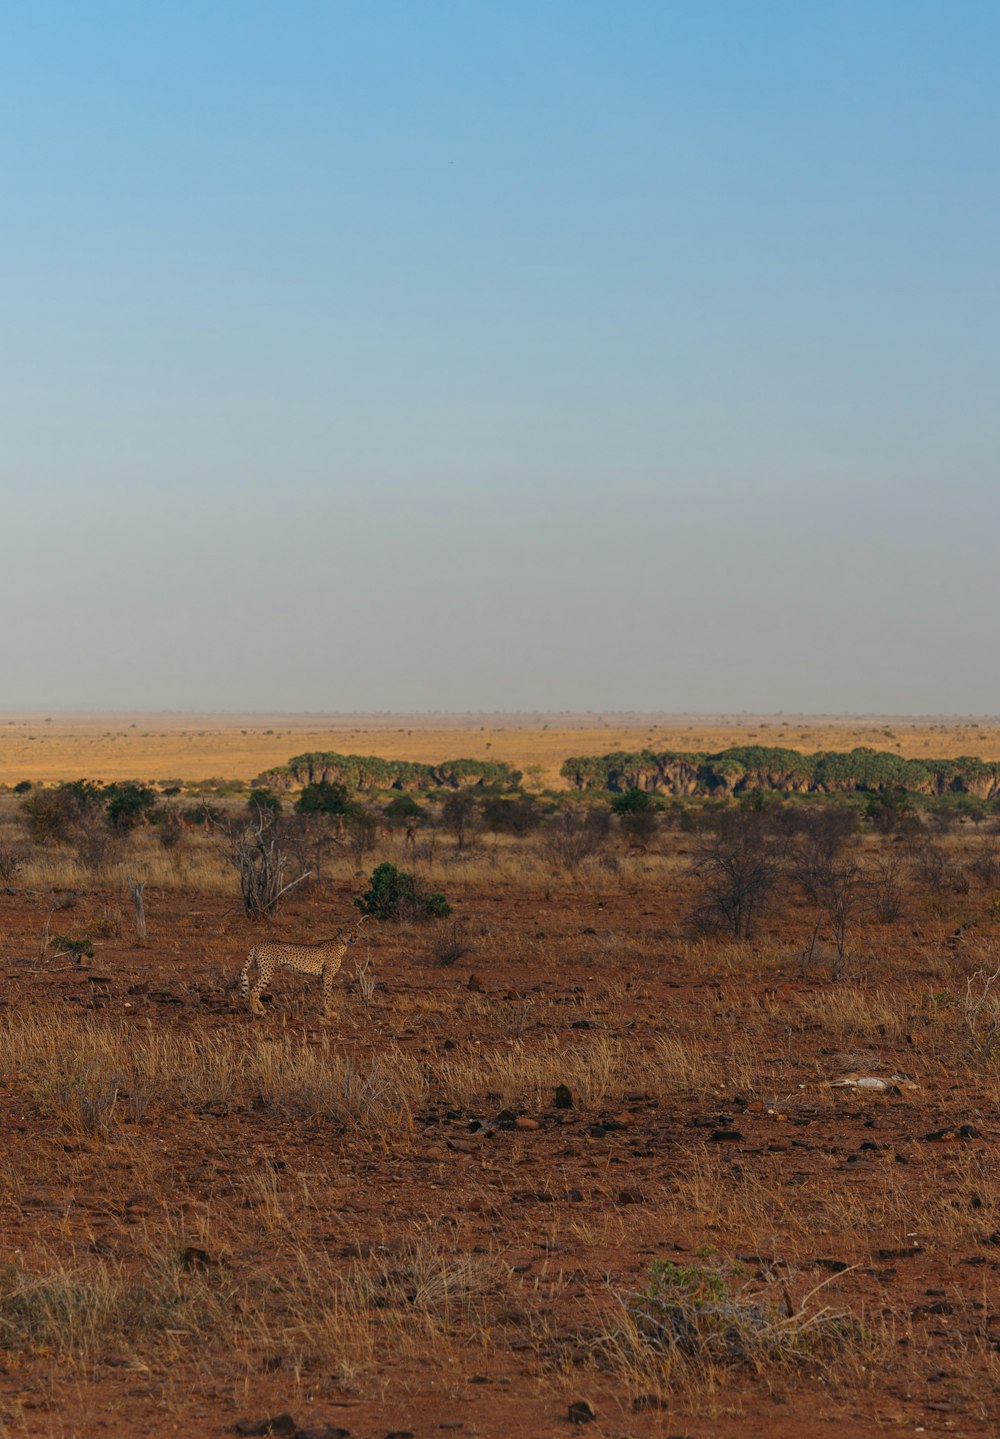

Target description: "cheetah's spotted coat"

left=239, top=917, right=369, bottom=1017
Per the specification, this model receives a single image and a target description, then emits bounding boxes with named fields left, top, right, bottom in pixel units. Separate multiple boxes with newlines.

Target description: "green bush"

left=246, top=787, right=283, bottom=818
left=354, top=862, right=451, bottom=921
left=611, top=786, right=655, bottom=814
left=296, top=781, right=356, bottom=817
left=103, top=783, right=158, bottom=831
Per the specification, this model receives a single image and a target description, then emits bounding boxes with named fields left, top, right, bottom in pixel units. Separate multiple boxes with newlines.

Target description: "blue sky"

left=3, top=3, right=998, bottom=712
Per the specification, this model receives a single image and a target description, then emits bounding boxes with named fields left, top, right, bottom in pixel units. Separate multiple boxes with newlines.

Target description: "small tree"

left=537, top=807, right=611, bottom=872
left=792, top=810, right=869, bottom=974
left=866, top=788, right=914, bottom=836
left=246, top=787, right=283, bottom=820
left=296, top=781, right=356, bottom=817
left=383, top=793, right=423, bottom=827
left=221, top=809, right=311, bottom=920
left=441, top=791, right=477, bottom=851
left=346, top=806, right=378, bottom=864
left=689, top=808, right=783, bottom=940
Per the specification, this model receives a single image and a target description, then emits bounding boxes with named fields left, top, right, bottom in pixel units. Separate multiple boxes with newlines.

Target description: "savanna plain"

left=0, top=715, right=998, bottom=1438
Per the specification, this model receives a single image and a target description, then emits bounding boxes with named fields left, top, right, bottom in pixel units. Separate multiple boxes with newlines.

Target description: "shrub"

left=22, top=781, right=103, bottom=845
left=354, top=863, right=451, bottom=921
left=0, top=845, right=24, bottom=884
left=481, top=795, right=541, bottom=837
left=103, top=783, right=158, bottom=831
left=611, top=786, right=655, bottom=815
left=621, top=810, right=658, bottom=846
left=50, top=934, right=95, bottom=963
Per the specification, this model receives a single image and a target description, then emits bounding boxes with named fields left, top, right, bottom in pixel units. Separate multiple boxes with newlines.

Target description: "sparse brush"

left=32, top=1060, right=121, bottom=1137
left=0, top=844, right=24, bottom=884
left=355, top=953, right=377, bottom=1006
left=92, top=905, right=124, bottom=940
left=431, top=919, right=472, bottom=966
left=605, top=1257, right=873, bottom=1379
left=49, top=932, right=95, bottom=964
left=961, top=963, right=1000, bottom=1061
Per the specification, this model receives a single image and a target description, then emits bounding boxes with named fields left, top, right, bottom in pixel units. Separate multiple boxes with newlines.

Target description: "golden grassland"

left=3, top=711, right=1000, bottom=788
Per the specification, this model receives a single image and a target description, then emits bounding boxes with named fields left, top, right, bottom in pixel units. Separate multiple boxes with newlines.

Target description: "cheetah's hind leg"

left=240, top=951, right=268, bottom=1017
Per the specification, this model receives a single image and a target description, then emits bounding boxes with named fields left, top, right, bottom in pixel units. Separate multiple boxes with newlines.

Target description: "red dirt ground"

left=0, top=855, right=998, bottom=1437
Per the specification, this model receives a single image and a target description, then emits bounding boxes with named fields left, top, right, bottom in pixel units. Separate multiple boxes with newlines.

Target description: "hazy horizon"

left=4, top=4, right=998, bottom=714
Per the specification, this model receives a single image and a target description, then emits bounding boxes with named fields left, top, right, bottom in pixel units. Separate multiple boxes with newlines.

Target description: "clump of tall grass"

left=3, top=1015, right=422, bottom=1136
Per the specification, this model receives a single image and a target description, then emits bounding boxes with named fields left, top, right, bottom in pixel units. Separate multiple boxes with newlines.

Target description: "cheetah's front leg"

left=321, top=963, right=338, bottom=1020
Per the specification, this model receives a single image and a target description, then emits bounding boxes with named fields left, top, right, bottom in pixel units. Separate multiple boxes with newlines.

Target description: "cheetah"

left=238, top=916, right=370, bottom=1018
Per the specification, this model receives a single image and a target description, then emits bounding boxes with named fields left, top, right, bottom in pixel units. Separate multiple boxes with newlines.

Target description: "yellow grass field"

left=2, top=711, right=1000, bottom=788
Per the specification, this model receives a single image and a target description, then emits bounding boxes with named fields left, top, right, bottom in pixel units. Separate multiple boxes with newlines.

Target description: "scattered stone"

left=876, top=1244, right=923, bottom=1260
left=922, top=1125, right=979, bottom=1142
left=180, top=1246, right=218, bottom=1271
left=466, top=975, right=484, bottom=992
left=571, top=1019, right=591, bottom=1030
left=631, top=1394, right=669, bottom=1411
left=709, top=1129, right=743, bottom=1143
left=567, top=1398, right=597, bottom=1424
left=515, top=1116, right=540, bottom=1131
left=234, top=1417, right=297, bottom=1438
left=495, top=1109, right=518, bottom=1129
left=912, top=1300, right=953, bottom=1316
left=618, top=1187, right=646, bottom=1205
left=554, top=1084, right=575, bottom=1109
